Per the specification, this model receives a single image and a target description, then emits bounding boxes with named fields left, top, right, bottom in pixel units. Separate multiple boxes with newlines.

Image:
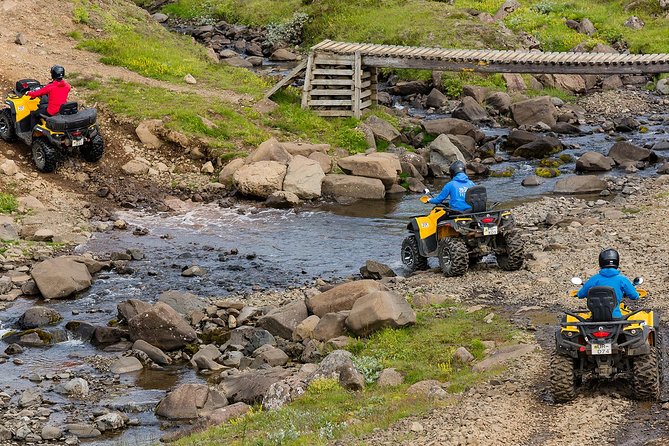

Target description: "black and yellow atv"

left=400, top=185, right=524, bottom=276
left=551, top=277, right=662, bottom=402
left=0, top=79, right=104, bottom=172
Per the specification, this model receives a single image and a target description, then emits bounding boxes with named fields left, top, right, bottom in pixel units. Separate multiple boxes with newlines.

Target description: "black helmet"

left=449, top=160, right=466, bottom=178
left=50, top=65, right=65, bottom=81
left=599, top=248, right=620, bottom=269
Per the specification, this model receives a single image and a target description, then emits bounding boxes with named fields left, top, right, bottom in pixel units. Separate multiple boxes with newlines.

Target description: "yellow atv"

left=401, top=185, right=523, bottom=276
left=551, top=277, right=662, bottom=402
left=0, top=79, right=104, bottom=172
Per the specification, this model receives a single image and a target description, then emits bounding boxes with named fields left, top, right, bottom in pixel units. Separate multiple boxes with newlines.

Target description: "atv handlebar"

left=568, top=289, right=648, bottom=298
left=420, top=196, right=429, bottom=203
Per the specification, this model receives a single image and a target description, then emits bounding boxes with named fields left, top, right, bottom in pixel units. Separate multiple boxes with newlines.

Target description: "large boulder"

left=246, top=138, right=293, bottom=164
left=429, top=134, right=466, bottom=171
left=282, top=155, right=325, bottom=199
left=485, top=92, right=512, bottom=114
left=135, top=120, right=162, bottom=148
left=338, top=154, right=399, bottom=187
left=313, top=312, right=349, bottom=341
left=132, top=340, right=172, bottom=365
left=554, top=175, right=608, bottom=194
left=225, top=326, right=276, bottom=356
left=307, top=280, right=389, bottom=317
left=309, top=152, right=332, bottom=173
left=17, top=306, right=62, bottom=329
left=511, top=97, right=558, bottom=127
left=321, top=175, right=385, bottom=200
left=608, top=141, right=658, bottom=166
left=157, top=290, right=207, bottom=317
left=155, top=384, right=228, bottom=420
left=575, top=152, right=615, bottom=172
left=128, top=302, right=198, bottom=351
left=117, top=299, right=153, bottom=323
left=307, top=350, right=365, bottom=391
left=219, top=367, right=292, bottom=404
left=257, top=300, right=309, bottom=340
left=447, top=135, right=477, bottom=160
left=389, top=80, right=430, bottom=96
left=233, top=161, right=287, bottom=199
left=345, top=291, right=416, bottom=336
left=280, top=142, right=329, bottom=157
left=546, top=74, right=587, bottom=94
left=364, top=116, right=400, bottom=142
left=266, top=191, right=300, bottom=208
left=421, top=118, right=484, bottom=143
left=401, top=152, right=429, bottom=177
left=452, top=96, right=491, bottom=123
left=426, top=88, right=448, bottom=108
left=31, top=257, right=92, bottom=299
left=513, top=137, right=563, bottom=159
left=218, top=158, right=245, bottom=186
left=506, top=129, right=538, bottom=149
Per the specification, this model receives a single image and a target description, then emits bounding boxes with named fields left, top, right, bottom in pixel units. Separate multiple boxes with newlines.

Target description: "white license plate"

left=72, top=138, right=84, bottom=147
left=592, top=343, right=612, bottom=355
left=483, top=226, right=498, bottom=236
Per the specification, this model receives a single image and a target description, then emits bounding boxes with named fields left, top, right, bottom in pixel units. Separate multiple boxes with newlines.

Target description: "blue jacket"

left=428, top=172, right=475, bottom=212
left=577, top=268, right=639, bottom=318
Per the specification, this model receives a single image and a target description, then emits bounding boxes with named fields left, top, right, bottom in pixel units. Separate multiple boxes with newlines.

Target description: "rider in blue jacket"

left=428, top=161, right=475, bottom=212
left=577, top=249, right=639, bottom=318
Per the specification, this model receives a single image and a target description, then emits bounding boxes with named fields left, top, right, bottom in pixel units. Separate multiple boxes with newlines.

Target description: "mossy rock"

left=535, top=167, right=561, bottom=178
left=490, top=168, right=515, bottom=178
left=199, top=327, right=230, bottom=346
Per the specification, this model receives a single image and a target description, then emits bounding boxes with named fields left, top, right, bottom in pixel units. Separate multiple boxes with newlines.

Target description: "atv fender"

left=407, top=220, right=438, bottom=257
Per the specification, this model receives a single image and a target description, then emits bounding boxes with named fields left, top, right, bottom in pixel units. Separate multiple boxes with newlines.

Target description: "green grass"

left=0, top=193, right=18, bottom=214
left=158, top=0, right=669, bottom=54
left=73, top=0, right=268, bottom=96
left=176, top=302, right=518, bottom=445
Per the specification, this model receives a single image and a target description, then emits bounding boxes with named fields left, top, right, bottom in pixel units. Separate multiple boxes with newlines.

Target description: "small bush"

left=535, top=167, right=561, bottom=178
left=352, top=355, right=383, bottom=384
left=266, top=12, right=310, bottom=47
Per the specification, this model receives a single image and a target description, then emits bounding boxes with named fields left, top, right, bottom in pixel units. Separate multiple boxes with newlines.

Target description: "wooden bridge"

left=266, top=39, right=669, bottom=118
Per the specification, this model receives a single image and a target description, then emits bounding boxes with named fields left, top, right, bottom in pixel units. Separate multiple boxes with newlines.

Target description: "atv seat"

left=45, top=108, right=97, bottom=132
left=586, top=286, right=617, bottom=322
left=465, top=186, right=487, bottom=213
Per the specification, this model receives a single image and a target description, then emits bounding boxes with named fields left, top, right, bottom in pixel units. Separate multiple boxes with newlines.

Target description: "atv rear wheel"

left=496, top=232, right=524, bottom=271
left=550, top=352, right=577, bottom=403
left=631, top=347, right=661, bottom=401
left=437, top=238, right=468, bottom=277
left=0, top=110, right=16, bottom=142
left=81, top=134, right=105, bottom=162
left=401, top=236, right=429, bottom=272
left=32, top=139, right=57, bottom=173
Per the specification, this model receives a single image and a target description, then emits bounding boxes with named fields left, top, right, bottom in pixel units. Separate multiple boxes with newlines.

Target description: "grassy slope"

left=175, top=303, right=521, bottom=446
left=161, top=0, right=669, bottom=53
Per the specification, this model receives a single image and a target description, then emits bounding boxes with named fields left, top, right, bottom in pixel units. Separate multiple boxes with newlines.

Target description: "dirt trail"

left=0, top=0, right=251, bottom=105
left=361, top=178, right=669, bottom=446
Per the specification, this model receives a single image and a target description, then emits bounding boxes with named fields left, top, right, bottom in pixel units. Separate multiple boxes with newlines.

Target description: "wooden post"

left=301, top=52, right=315, bottom=109
left=370, top=67, right=378, bottom=106
left=353, top=51, right=362, bottom=119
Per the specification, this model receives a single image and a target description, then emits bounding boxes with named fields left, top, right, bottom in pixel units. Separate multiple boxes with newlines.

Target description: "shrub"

left=266, top=12, right=310, bottom=47
left=0, top=193, right=17, bottom=214
left=352, top=355, right=383, bottom=384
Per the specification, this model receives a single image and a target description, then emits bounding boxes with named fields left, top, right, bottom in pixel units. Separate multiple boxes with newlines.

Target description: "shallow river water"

left=0, top=115, right=667, bottom=444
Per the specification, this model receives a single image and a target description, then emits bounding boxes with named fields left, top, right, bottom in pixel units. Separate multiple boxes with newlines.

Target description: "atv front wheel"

left=81, top=133, right=105, bottom=162
left=437, top=238, right=468, bottom=277
left=631, top=347, right=661, bottom=401
left=0, top=110, right=16, bottom=142
left=32, top=139, right=57, bottom=173
left=401, top=236, right=429, bottom=272
left=550, top=352, right=577, bottom=403
left=496, top=232, right=524, bottom=271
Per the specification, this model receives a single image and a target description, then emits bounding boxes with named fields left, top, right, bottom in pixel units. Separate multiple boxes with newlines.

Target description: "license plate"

left=72, top=138, right=84, bottom=147
left=592, top=343, right=612, bottom=355
left=483, top=226, right=498, bottom=236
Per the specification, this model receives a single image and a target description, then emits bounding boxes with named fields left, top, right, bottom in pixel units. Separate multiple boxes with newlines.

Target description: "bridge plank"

left=311, top=79, right=353, bottom=86
left=309, top=99, right=354, bottom=106
left=310, top=89, right=353, bottom=96
left=263, top=60, right=307, bottom=100
left=312, top=68, right=354, bottom=76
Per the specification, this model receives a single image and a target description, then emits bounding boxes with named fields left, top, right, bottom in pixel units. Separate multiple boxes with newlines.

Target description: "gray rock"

left=321, top=174, right=386, bottom=200
left=576, top=152, right=615, bottom=172
left=346, top=291, right=416, bottom=336
left=19, top=388, right=42, bottom=407
left=359, top=260, right=396, bottom=279
left=425, top=88, right=448, bottom=108
left=30, top=257, right=92, bottom=299
left=364, top=115, right=400, bottom=142
left=608, top=141, right=657, bottom=165
left=269, top=48, right=299, bottom=61
left=307, top=280, right=388, bottom=317
left=511, top=96, right=557, bottom=127
left=514, top=137, right=563, bottom=159
left=292, top=315, right=320, bottom=341
left=623, top=16, right=644, bottom=29
left=110, top=357, right=143, bottom=374
left=554, top=175, right=608, bottom=194
left=225, top=326, right=276, bottom=356
left=521, top=175, right=545, bottom=187
left=117, top=299, right=153, bottom=323
left=452, top=96, right=491, bottom=123
left=0, top=275, right=12, bottom=294
left=158, top=290, right=207, bottom=317
left=485, top=92, right=512, bottom=114
left=151, top=13, right=168, bottom=23
left=312, top=312, right=349, bottom=341
left=18, top=306, right=62, bottom=329
left=191, top=344, right=223, bottom=371
left=421, top=117, right=484, bottom=142
left=182, top=265, right=206, bottom=277
left=407, top=380, right=448, bottom=400
left=220, top=367, right=292, bottom=404
left=63, top=424, right=101, bottom=438
left=156, top=384, right=228, bottom=420
left=132, top=340, right=172, bottom=365
left=266, top=191, right=301, bottom=209
left=95, top=411, right=128, bottom=432
left=41, top=426, right=63, bottom=440
left=377, top=368, right=403, bottom=387
left=257, top=300, right=308, bottom=340
left=128, top=302, right=197, bottom=351
left=251, top=345, right=289, bottom=367
left=308, top=350, right=365, bottom=391
left=454, top=346, right=475, bottom=363
left=56, top=378, right=89, bottom=397
left=223, top=351, right=244, bottom=367
left=657, top=79, right=669, bottom=95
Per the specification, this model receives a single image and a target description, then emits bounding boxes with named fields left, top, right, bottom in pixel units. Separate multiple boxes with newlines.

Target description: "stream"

left=1, top=114, right=668, bottom=443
